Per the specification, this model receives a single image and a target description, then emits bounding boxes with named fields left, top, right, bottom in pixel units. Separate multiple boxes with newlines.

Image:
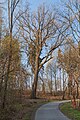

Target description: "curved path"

left=35, top=100, right=71, bottom=120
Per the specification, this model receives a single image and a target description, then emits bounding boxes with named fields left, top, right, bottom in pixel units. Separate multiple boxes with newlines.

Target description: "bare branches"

left=18, top=5, right=66, bottom=98
left=60, top=0, right=80, bottom=44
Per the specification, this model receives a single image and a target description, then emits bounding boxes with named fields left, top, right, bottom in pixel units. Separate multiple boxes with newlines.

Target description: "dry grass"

left=0, top=98, right=47, bottom=120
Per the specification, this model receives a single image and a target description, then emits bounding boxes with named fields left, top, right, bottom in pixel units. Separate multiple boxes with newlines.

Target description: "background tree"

left=0, top=7, right=2, bottom=39
left=0, top=36, right=21, bottom=107
left=0, top=0, right=21, bottom=109
left=58, top=42, right=80, bottom=101
left=46, top=60, right=58, bottom=95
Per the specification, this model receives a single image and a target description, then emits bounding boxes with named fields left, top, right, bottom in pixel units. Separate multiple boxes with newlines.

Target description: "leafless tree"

left=19, top=4, right=66, bottom=98
left=1, top=0, right=21, bottom=109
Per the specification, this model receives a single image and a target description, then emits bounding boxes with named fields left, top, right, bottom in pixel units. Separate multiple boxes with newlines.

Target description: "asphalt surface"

left=35, top=100, right=71, bottom=120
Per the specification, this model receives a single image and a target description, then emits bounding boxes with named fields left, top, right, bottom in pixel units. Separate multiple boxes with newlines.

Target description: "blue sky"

left=0, top=0, right=64, bottom=12
left=28, top=0, right=62, bottom=11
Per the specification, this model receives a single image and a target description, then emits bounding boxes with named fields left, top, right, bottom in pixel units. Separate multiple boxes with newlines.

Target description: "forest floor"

left=0, top=98, right=48, bottom=120
left=0, top=95, right=67, bottom=120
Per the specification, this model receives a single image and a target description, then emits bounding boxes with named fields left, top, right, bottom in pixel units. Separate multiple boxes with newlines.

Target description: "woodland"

left=0, top=0, right=80, bottom=119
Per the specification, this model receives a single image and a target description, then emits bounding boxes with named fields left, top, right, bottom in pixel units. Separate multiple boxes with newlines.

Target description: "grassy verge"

left=60, top=102, right=80, bottom=120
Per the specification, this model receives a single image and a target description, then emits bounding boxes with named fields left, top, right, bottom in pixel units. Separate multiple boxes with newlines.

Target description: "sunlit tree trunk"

left=31, top=56, right=39, bottom=99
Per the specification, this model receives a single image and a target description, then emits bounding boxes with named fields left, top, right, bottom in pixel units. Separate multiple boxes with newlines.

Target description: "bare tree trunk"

left=0, top=7, right=2, bottom=40
left=0, top=75, right=4, bottom=93
left=0, top=59, right=7, bottom=92
left=59, top=68, right=62, bottom=91
left=42, top=81, right=45, bottom=94
left=2, top=0, right=20, bottom=109
left=76, top=84, right=79, bottom=99
left=55, top=73, right=57, bottom=93
left=50, top=71, right=53, bottom=95
left=62, top=69, right=65, bottom=100
left=2, top=0, right=12, bottom=107
left=31, top=70, right=39, bottom=99
left=2, top=55, right=11, bottom=108
left=31, top=55, right=39, bottom=99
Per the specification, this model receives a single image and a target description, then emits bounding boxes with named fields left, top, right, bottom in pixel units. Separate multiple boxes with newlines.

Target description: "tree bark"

left=62, top=69, right=65, bottom=100
left=31, top=55, right=39, bottom=99
left=55, top=73, right=57, bottom=94
left=42, top=81, right=45, bottom=94
left=2, top=56, right=11, bottom=109
left=31, top=70, right=39, bottom=99
left=76, top=84, right=79, bottom=99
left=50, top=71, right=53, bottom=95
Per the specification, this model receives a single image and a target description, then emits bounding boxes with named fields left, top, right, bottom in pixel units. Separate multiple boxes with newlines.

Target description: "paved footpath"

left=35, top=100, right=71, bottom=120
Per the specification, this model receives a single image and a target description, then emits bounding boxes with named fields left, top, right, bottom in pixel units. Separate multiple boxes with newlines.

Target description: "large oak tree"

left=19, top=5, right=66, bottom=98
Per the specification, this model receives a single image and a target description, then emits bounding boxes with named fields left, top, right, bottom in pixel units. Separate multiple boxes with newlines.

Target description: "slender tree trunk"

left=62, top=69, right=65, bottom=100
left=55, top=73, right=57, bottom=93
left=0, top=7, right=2, bottom=40
left=59, top=68, right=62, bottom=91
left=50, top=71, right=53, bottom=95
left=0, top=59, right=7, bottom=92
left=2, top=33, right=12, bottom=109
left=2, top=56, right=11, bottom=109
left=42, top=81, right=45, bottom=94
left=1, top=0, right=20, bottom=109
left=68, top=73, right=72, bottom=98
left=76, top=84, right=79, bottom=99
left=0, top=76, right=4, bottom=93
